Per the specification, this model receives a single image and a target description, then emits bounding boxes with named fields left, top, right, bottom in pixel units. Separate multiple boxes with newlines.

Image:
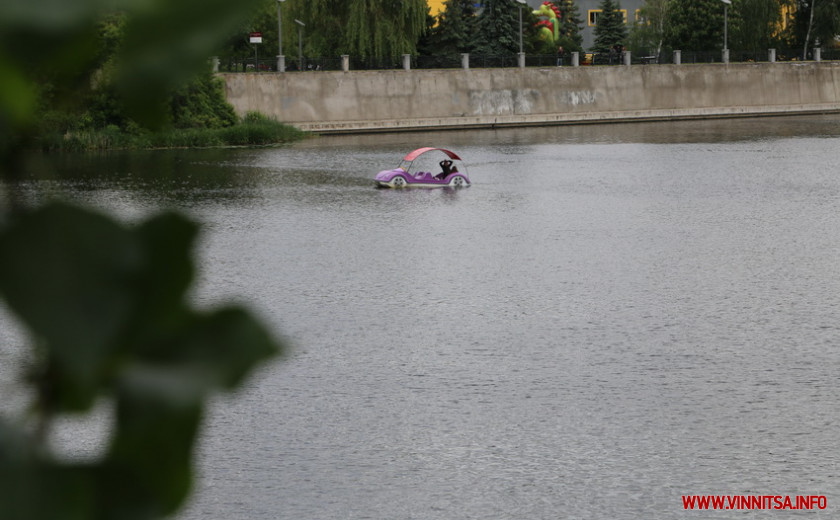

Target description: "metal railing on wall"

left=215, top=48, right=833, bottom=73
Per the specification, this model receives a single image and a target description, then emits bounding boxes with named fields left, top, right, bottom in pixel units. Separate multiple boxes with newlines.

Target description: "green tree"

left=281, top=0, right=428, bottom=61
left=592, top=0, right=630, bottom=53
left=788, top=0, right=840, bottom=58
left=474, top=0, right=540, bottom=55
left=169, top=70, right=238, bottom=130
left=558, top=0, right=586, bottom=51
left=629, top=0, right=672, bottom=57
left=666, top=0, right=740, bottom=52
left=733, top=0, right=784, bottom=52
left=416, top=10, right=442, bottom=57
left=425, top=0, right=480, bottom=55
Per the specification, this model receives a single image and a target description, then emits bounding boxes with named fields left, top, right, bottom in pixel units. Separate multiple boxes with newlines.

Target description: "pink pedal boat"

left=374, top=147, right=471, bottom=189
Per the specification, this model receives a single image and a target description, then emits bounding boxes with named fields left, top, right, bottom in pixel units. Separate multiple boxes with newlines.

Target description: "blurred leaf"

left=115, top=0, right=264, bottom=127
left=126, top=211, right=198, bottom=352
left=0, top=54, right=36, bottom=128
left=121, top=307, right=280, bottom=400
left=0, top=202, right=142, bottom=410
left=0, top=0, right=286, bottom=518
left=0, top=0, right=265, bottom=134
left=102, top=393, right=202, bottom=518
left=0, top=421, right=97, bottom=520
left=180, top=307, right=280, bottom=389
left=0, top=0, right=116, bottom=31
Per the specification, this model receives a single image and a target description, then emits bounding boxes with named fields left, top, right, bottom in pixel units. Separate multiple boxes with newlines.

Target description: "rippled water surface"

left=3, top=117, right=840, bottom=519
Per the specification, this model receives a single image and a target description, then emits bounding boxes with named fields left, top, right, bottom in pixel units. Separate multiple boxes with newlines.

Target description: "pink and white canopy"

left=402, top=147, right=462, bottom=162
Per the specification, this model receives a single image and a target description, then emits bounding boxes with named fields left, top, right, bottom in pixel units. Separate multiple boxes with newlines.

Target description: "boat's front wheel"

left=392, top=176, right=407, bottom=188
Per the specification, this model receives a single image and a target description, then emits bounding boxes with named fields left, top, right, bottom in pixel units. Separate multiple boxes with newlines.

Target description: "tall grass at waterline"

left=37, top=115, right=305, bottom=152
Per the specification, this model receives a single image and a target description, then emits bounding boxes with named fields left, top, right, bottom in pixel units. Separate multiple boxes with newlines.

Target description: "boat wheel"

left=450, top=175, right=466, bottom=187
left=392, top=176, right=407, bottom=188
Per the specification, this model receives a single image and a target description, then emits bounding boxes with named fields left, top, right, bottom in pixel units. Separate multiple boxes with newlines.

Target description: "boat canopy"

left=403, top=147, right=462, bottom=162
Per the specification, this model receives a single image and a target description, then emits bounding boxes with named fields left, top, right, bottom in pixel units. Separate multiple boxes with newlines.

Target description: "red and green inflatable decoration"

left=533, top=2, right=562, bottom=45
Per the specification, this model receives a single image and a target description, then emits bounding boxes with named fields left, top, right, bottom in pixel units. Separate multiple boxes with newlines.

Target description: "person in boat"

left=436, top=159, right=456, bottom=180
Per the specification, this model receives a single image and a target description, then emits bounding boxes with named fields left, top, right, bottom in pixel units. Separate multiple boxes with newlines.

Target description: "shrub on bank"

left=37, top=113, right=305, bottom=152
left=33, top=68, right=305, bottom=152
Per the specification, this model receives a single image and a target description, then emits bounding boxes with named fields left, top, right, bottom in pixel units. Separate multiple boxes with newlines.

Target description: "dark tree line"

left=630, top=0, right=840, bottom=58
left=226, top=0, right=840, bottom=63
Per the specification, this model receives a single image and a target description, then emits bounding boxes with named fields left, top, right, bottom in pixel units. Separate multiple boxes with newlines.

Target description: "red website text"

left=682, top=495, right=827, bottom=510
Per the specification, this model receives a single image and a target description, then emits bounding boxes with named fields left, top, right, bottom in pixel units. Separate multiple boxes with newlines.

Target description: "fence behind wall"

left=216, top=47, right=835, bottom=73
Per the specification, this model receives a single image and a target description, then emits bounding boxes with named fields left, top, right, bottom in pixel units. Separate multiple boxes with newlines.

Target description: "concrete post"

left=814, top=47, right=822, bottom=62
left=402, top=54, right=411, bottom=70
left=461, top=53, right=470, bottom=70
left=673, top=50, right=681, bottom=65
left=722, top=49, right=730, bottom=63
left=623, top=50, right=631, bottom=66
left=341, top=55, right=349, bottom=72
left=518, top=52, right=525, bottom=68
left=571, top=51, right=579, bottom=67
left=277, top=55, right=285, bottom=73
left=768, top=48, right=776, bottom=63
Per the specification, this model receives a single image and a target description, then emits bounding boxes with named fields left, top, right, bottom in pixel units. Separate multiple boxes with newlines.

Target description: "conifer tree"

left=427, top=0, right=479, bottom=55
left=558, top=0, right=585, bottom=50
left=473, top=0, right=531, bottom=55
left=591, top=0, right=629, bottom=53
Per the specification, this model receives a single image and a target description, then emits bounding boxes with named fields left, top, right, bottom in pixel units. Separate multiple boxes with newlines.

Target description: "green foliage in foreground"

left=0, top=202, right=282, bottom=520
left=1, top=1, right=287, bottom=519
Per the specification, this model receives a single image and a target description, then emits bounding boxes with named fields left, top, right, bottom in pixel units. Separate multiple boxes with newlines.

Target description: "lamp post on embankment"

left=277, top=0, right=286, bottom=72
left=516, top=0, right=526, bottom=68
left=294, top=19, right=305, bottom=70
left=721, top=0, right=731, bottom=63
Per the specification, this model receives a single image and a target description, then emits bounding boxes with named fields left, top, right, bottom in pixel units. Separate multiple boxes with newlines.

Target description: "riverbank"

left=36, top=113, right=305, bottom=153
left=221, top=62, right=840, bottom=134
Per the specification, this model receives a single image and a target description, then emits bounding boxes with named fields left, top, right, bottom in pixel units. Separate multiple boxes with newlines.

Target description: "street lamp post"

left=721, top=0, right=731, bottom=63
left=277, top=0, right=286, bottom=72
left=295, top=19, right=305, bottom=70
left=516, top=0, right=527, bottom=68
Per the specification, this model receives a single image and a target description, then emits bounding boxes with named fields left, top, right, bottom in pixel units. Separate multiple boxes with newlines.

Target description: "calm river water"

left=3, top=116, right=840, bottom=519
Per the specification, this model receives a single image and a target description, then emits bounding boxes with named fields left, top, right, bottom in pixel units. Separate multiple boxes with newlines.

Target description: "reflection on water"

left=3, top=115, right=840, bottom=519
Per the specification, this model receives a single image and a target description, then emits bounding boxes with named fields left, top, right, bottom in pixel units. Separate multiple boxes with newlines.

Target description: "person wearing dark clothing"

left=436, top=159, right=453, bottom=180
left=557, top=46, right=565, bottom=67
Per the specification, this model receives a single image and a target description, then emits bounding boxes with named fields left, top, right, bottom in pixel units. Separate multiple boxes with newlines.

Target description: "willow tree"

left=354, top=0, right=428, bottom=58
left=666, top=0, right=741, bottom=52
left=282, top=0, right=427, bottom=60
left=733, top=0, right=784, bottom=52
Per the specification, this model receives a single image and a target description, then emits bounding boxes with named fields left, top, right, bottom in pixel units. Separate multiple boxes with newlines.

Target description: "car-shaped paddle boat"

left=375, top=147, right=471, bottom=189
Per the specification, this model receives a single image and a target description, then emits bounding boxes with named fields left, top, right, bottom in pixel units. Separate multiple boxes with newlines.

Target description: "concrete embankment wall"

left=220, top=62, right=840, bottom=134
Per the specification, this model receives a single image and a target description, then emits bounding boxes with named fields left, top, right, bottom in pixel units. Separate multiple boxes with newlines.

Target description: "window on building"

left=589, top=8, right=628, bottom=26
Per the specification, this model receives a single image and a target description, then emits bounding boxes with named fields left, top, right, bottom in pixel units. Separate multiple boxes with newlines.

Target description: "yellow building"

left=428, top=0, right=446, bottom=17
